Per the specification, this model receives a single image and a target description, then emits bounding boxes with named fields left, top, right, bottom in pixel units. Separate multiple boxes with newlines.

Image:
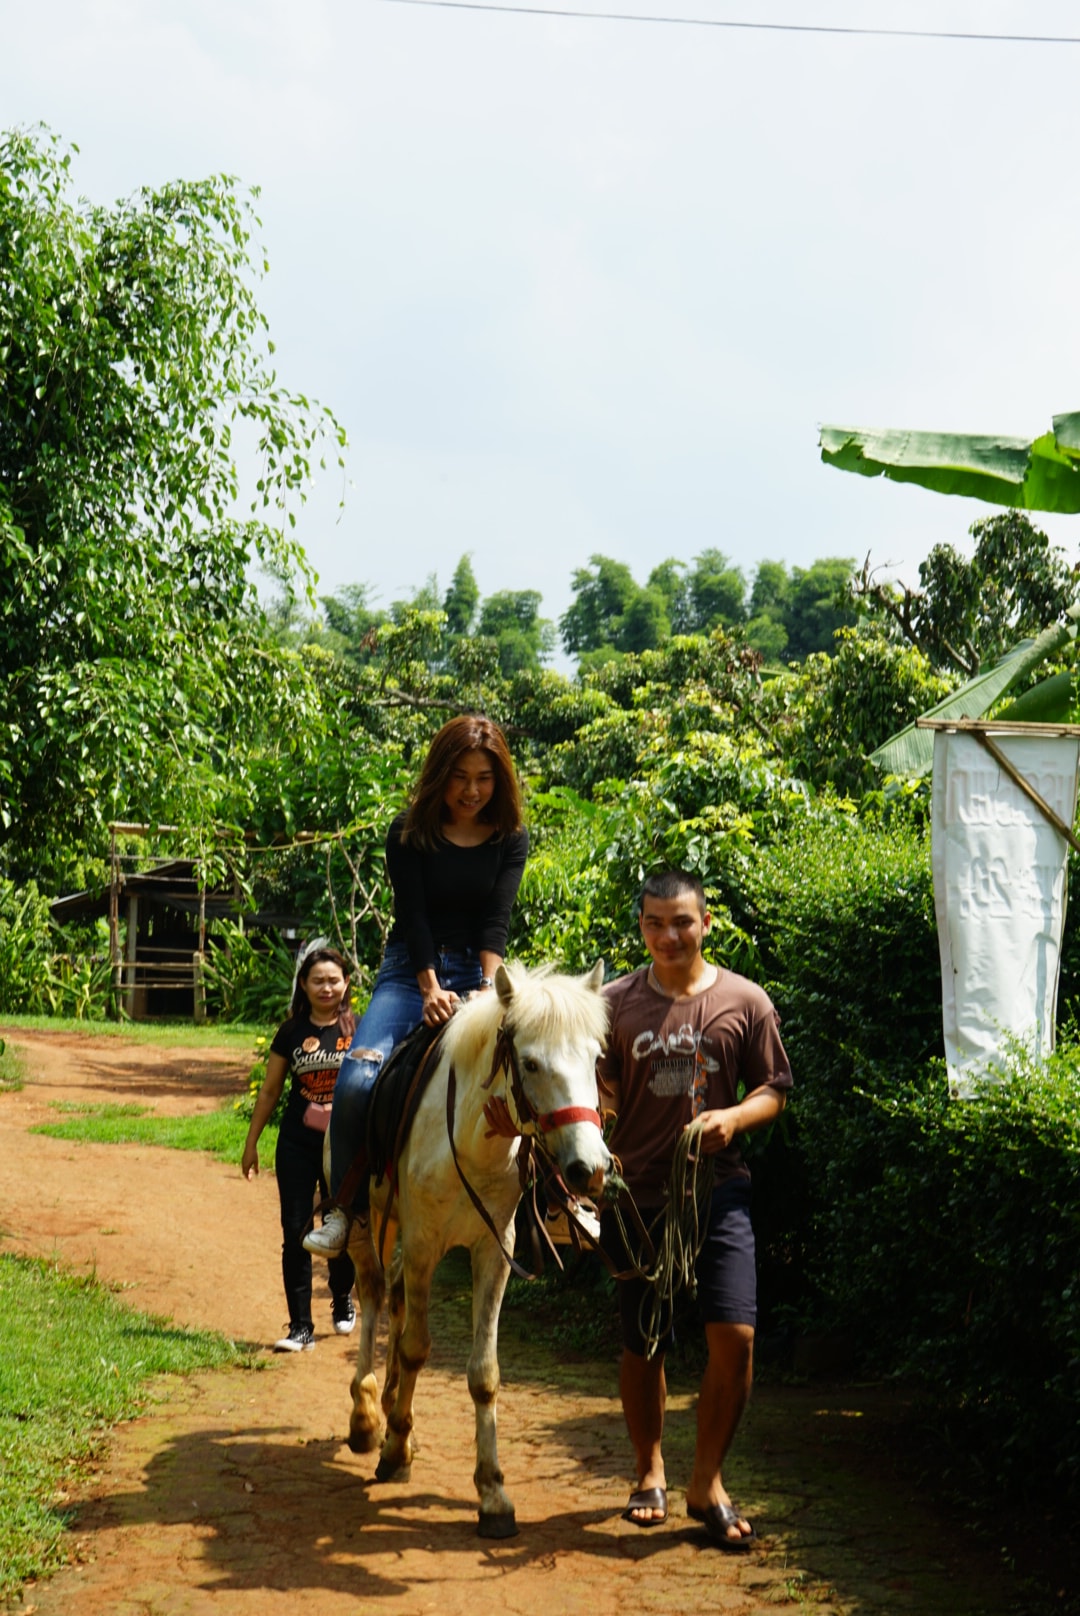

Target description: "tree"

left=559, top=555, right=639, bottom=655
left=853, top=513, right=1079, bottom=676
left=443, top=554, right=480, bottom=638
left=0, top=126, right=344, bottom=876
left=684, top=549, right=747, bottom=632
left=785, top=557, right=856, bottom=660
left=745, top=560, right=791, bottom=661
left=477, top=589, right=554, bottom=675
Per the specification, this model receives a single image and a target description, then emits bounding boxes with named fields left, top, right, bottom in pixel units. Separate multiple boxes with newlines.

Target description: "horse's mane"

left=442, top=961, right=608, bottom=1071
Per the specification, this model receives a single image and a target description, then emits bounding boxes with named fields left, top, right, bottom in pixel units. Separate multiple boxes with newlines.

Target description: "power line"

left=379, top=0, right=1080, bottom=45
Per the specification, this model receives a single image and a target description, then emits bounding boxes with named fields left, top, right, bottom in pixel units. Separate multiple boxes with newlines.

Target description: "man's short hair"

left=636, top=869, right=708, bottom=917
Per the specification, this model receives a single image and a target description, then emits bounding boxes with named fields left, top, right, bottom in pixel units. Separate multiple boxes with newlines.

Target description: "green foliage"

left=0, top=1036, right=21, bottom=1092
left=202, top=921, right=296, bottom=1025
left=772, top=625, right=952, bottom=793
left=0, top=125, right=344, bottom=877
left=0, top=881, right=110, bottom=1016
left=854, top=511, right=1080, bottom=677
left=0, top=1255, right=241, bottom=1596
left=804, top=1047, right=1080, bottom=1498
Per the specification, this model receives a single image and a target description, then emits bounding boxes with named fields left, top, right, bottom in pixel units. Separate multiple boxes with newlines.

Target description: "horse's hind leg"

left=381, top=1245, right=405, bottom=1421
left=469, top=1235, right=517, bottom=1538
left=375, top=1244, right=435, bottom=1484
left=347, top=1222, right=385, bottom=1454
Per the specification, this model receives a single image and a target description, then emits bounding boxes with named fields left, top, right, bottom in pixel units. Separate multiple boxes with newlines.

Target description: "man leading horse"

left=599, top=868, right=792, bottom=1549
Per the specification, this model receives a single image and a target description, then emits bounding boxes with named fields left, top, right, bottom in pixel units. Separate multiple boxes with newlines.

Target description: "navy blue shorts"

left=600, top=1179, right=757, bottom=1357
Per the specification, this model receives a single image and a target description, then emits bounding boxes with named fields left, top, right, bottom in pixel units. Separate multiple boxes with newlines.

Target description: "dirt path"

left=0, top=1029, right=1026, bottom=1616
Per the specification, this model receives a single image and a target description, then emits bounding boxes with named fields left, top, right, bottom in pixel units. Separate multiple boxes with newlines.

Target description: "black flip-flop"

left=622, top=1486, right=668, bottom=1527
left=687, top=1500, right=757, bottom=1550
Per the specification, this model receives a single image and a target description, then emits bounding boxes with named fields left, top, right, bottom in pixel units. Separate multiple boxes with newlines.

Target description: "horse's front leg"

left=469, top=1231, right=517, bottom=1538
left=346, top=1219, right=385, bottom=1454
left=374, top=1243, right=436, bottom=1483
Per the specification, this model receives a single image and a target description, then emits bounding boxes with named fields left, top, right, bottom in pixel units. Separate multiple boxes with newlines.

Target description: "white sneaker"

left=332, top=1294, right=356, bottom=1334
left=273, top=1324, right=315, bottom=1352
left=303, top=1207, right=349, bottom=1257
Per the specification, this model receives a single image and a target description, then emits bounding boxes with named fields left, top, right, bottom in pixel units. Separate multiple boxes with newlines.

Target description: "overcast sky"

left=4, top=0, right=1080, bottom=653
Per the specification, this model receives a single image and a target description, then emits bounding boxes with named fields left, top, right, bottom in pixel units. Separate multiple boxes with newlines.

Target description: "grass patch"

left=0, top=1037, right=24, bottom=1093
left=0, top=1014, right=264, bottom=1049
left=0, top=1254, right=246, bottom=1598
left=31, top=1102, right=277, bottom=1169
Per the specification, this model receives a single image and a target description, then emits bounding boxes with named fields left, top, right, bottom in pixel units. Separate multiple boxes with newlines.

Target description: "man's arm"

left=687, top=1083, right=786, bottom=1155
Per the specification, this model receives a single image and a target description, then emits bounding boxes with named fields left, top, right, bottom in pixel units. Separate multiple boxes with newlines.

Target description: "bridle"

left=484, top=1022, right=603, bottom=1138
left=445, top=1013, right=607, bottom=1279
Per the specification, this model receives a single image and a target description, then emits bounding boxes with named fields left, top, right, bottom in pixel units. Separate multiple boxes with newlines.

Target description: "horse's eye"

left=523, top=1057, right=540, bottom=1074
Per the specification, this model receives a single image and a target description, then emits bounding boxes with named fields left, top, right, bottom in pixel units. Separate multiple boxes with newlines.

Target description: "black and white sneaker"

left=273, top=1323, right=315, bottom=1352
left=332, top=1294, right=356, bottom=1335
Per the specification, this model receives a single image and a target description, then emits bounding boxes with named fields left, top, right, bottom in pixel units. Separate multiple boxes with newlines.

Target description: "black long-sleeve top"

left=384, top=810, right=529, bottom=973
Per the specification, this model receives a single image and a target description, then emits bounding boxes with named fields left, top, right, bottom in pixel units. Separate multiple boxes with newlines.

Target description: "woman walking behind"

left=242, top=942, right=358, bottom=1351
left=304, top=714, right=528, bottom=1259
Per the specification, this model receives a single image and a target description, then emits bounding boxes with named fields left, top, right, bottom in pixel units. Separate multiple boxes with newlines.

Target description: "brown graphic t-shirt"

left=599, top=966, right=792, bottom=1202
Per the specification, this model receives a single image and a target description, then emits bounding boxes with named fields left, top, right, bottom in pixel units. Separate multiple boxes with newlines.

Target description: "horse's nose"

left=566, top=1158, right=609, bottom=1198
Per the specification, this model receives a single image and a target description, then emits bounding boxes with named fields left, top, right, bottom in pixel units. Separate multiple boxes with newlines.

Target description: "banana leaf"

left=870, top=622, right=1077, bottom=777
left=820, top=413, right=1080, bottom=514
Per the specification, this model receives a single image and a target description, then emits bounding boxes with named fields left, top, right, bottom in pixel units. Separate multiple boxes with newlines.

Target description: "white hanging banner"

left=931, top=728, right=1080, bottom=1097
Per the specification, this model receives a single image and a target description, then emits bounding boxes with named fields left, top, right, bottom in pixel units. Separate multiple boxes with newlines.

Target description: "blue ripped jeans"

left=329, top=941, right=483, bottom=1210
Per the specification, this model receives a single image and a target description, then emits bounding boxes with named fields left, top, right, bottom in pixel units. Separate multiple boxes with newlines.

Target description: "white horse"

left=345, top=959, right=612, bottom=1537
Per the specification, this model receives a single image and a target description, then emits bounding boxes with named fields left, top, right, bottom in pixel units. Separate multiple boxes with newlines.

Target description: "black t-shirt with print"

left=270, top=1015, right=351, bottom=1123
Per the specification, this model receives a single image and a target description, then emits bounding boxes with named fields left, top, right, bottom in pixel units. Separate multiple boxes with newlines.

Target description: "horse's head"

left=495, top=960, right=613, bottom=1199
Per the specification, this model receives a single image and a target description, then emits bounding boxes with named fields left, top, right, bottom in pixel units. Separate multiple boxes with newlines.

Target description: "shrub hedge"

left=743, top=816, right=1080, bottom=1499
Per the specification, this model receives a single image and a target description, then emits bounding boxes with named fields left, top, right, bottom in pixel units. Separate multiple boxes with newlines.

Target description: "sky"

left=4, top=0, right=1080, bottom=658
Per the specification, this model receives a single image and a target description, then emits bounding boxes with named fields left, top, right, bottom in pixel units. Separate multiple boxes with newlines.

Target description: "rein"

left=445, top=1016, right=654, bottom=1281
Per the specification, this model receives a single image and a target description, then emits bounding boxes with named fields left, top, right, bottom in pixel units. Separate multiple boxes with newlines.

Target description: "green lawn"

left=0, top=1255, right=250, bottom=1598
left=0, top=1037, right=24, bottom=1093
left=0, top=1013, right=264, bottom=1049
left=30, top=1101, right=277, bottom=1169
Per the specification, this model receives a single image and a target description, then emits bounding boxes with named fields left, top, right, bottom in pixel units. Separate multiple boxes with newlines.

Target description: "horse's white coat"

left=346, top=960, right=611, bottom=1536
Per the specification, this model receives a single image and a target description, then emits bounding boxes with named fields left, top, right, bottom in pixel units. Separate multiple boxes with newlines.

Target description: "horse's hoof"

left=478, top=1510, right=518, bottom=1539
left=374, top=1456, right=412, bottom=1483
left=347, top=1429, right=381, bottom=1455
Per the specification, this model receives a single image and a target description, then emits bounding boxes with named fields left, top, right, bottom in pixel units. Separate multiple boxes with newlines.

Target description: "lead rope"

left=621, top=1118, right=715, bottom=1362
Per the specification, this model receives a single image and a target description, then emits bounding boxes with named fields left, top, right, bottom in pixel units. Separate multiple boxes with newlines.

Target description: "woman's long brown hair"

left=401, top=715, right=523, bottom=851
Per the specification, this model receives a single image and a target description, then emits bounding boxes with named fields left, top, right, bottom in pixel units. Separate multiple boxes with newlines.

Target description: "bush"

left=811, top=1046, right=1080, bottom=1498
left=202, top=922, right=297, bottom=1024
left=0, top=882, right=110, bottom=1017
left=740, top=815, right=940, bottom=1325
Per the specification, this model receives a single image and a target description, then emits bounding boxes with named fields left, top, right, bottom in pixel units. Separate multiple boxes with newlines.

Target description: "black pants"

left=276, top=1112, right=354, bottom=1330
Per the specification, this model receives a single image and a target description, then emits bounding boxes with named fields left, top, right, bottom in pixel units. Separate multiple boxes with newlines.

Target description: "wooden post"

left=124, top=895, right=139, bottom=1019
left=108, top=825, right=122, bottom=1020
left=193, top=950, right=207, bottom=1025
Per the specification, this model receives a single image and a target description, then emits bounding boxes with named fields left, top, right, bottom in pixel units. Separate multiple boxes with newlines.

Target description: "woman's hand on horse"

left=422, top=985, right=459, bottom=1025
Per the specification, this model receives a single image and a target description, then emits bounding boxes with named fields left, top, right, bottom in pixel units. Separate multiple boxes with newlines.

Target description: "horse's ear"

left=583, top=960, right=605, bottom=993
left=495, top=964, right=514, bottom=1006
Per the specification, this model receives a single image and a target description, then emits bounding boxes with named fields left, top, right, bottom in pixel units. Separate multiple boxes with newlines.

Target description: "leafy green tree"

left=771, top=624, right=951, bottom=794
left=443, top=554, right=480, bottom=638
left=0, top=126, right=343, bottom=877
left=619, top=585, right=671, bottom=653
left=685, top=548, right=747, bottom=631
left=319, top=584, right=386, bottom=654
left=785, top=557, right=857, bottom=660
left=854, top=512, right=1078, bottom=676
left=745, top=560, right=792, bottom=661
left=559, top=554, right=639, bottom=655
left=477, top=589, right=554, bottom=675
left=646, top=558, right=692, bottom=633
